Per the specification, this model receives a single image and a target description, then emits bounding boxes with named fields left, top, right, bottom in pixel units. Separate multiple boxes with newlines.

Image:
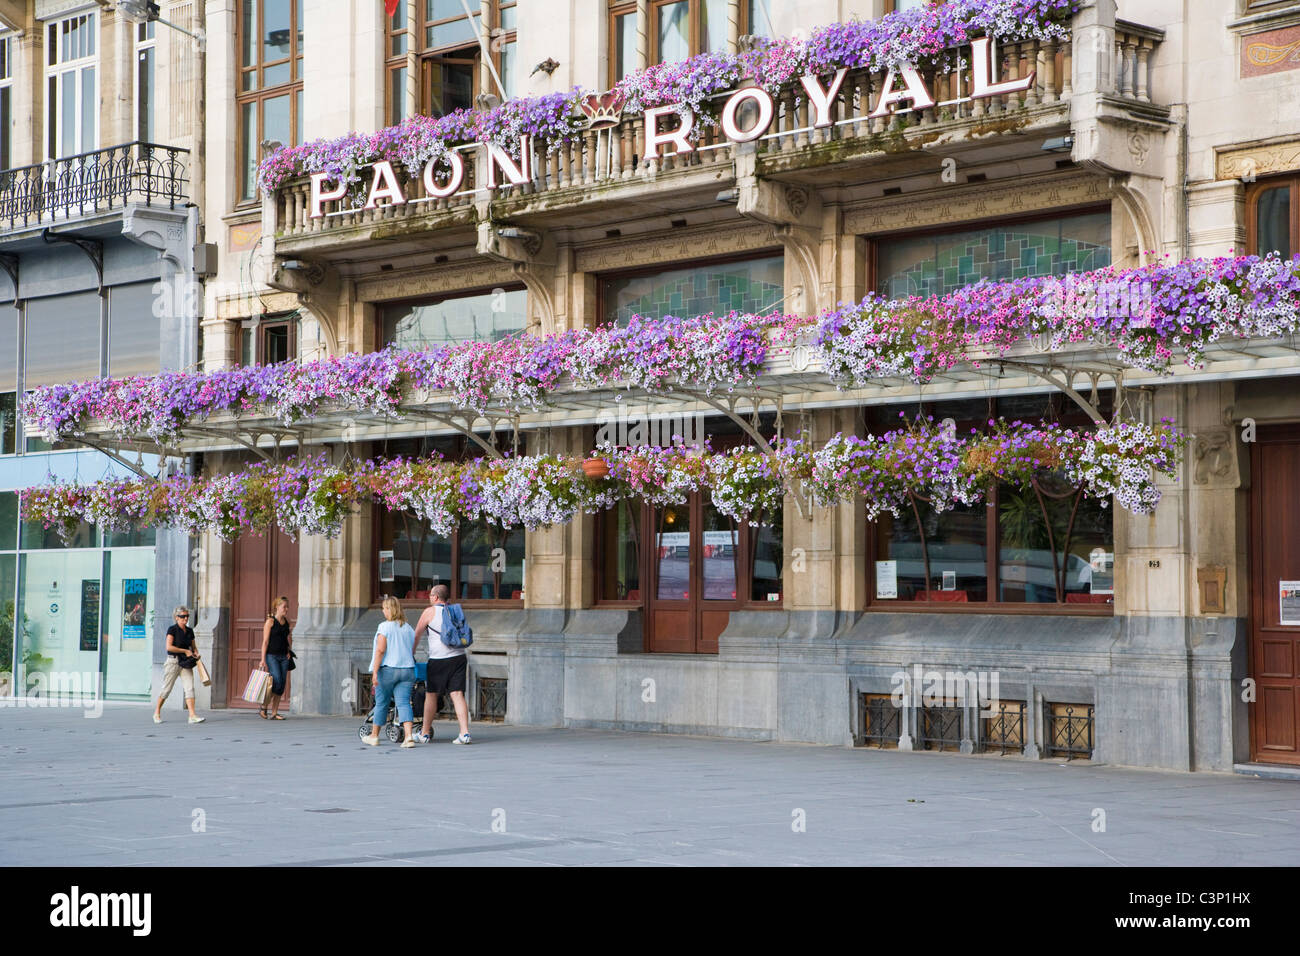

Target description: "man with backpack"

left=411, top=584, right=473, bottom=745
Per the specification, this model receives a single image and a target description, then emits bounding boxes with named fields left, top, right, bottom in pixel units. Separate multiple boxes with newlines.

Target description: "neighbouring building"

left=0, top=0, right=202, bottom=702
left=14, top=0, right=1300, bottom=775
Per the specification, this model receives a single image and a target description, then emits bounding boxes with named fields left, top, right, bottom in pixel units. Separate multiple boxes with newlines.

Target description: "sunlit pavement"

left=2, top=702, right=1297, bottom=866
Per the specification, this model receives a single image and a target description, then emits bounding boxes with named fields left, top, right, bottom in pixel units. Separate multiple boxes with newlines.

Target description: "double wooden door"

left=226, top=530, right=299, bottom=708
left=1249, top=424, right=1300, bottom=764
left=646, top=494, right=745, bottom=654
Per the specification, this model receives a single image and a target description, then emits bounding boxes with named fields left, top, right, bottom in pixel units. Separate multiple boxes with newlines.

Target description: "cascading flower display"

left=256, top=3, right=1081, bottom=191
left=19, top=420, right=1185, bottom=543
left=24, top=254, right=1300, bottom=447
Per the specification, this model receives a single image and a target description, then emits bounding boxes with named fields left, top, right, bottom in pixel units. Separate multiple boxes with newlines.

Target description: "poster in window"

left=1281, top=581, right=1300, bottom=626
left=378, top=550, right=395, bottom=582
left=122, top=578, right=148, bottom=639
left=941, top=570, right=957, bottom=591
left=79, top=579, right=101, bottom=652
left=1089, top=550, right=1115, bottom=595
left=875, top=560, right=897, bottom=599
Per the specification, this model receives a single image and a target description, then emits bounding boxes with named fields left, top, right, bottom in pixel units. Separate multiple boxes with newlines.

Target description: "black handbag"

left=287, top=649, right=297, bottom=671
left=177, top=654, right=198, bottom=670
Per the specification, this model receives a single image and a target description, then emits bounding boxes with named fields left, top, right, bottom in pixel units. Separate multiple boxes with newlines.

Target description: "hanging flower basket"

left=582, top=458, right=610, bottom=479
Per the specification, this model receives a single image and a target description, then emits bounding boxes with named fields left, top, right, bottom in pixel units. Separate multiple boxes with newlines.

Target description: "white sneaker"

left=152, top=714, right=162, bottom=724
left=361, top=735, right=380, bottom=746
left=412, top=732, right=431, bottom=743
left=188, top=715, right=205, bottom=724
left=453, top=733, right=472, bottom=745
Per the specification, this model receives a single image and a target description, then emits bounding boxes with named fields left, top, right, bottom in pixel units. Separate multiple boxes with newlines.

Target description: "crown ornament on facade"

left=579, top=89, right=627, bottom=130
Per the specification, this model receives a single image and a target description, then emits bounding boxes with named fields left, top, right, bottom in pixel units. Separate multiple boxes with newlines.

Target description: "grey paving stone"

left=0, top=704, right=1298, bottom=866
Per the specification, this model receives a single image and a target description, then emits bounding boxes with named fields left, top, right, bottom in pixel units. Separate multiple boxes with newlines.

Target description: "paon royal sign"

left=309, top=37, right=1034, bottom=219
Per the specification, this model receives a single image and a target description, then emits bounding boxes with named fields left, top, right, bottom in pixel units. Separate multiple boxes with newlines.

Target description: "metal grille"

left=435, top=690, right=456, bottom=718
left=980, top=700, right=1026, bottom=755
left=476, top=677, right=507, bottom=722
left=355, top=673, right=424, bottom=722
left=919, top=703, right=964, bottom=752
left=1046, top=703, right=1095, bottom=759
left=857, top=693, right=901, bottom=748
left=356, top=672, right=374, bottom=717
left=0, top=141, right=189, bottom=231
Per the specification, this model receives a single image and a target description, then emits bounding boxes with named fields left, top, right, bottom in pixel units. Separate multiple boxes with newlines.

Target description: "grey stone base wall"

left=232, top=603, right=1247, bottom=772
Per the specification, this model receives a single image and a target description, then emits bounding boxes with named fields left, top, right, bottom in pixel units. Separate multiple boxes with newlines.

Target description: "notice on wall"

left=121, top=579, right=148, bottom=639
left=876, top=560, right=898, bottom=600
left=378, top=550, right=395, bottom=582
left=79, top=579, right=101, bottom=652
left=1281, top=581, right=1300, bottom=626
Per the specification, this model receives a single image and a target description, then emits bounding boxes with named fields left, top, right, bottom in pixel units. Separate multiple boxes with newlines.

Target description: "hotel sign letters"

left=310, top=37, right=1032, bottom=219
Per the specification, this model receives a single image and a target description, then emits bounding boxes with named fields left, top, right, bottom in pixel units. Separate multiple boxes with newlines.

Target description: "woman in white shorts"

left=153, top=606, right=205, bottom=724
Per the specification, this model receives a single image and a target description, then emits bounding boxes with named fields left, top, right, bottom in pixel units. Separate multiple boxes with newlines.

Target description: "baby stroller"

left=358, top=662, right=426, bottom=742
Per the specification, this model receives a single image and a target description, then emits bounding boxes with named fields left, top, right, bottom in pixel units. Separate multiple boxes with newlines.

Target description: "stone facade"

left=168, top=0, right=1300, bottom=772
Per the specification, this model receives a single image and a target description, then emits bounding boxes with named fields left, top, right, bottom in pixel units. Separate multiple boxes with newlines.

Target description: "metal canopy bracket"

left=0, top=252, right=19, bottom=305
left=42, top=228, right=105, bottom=296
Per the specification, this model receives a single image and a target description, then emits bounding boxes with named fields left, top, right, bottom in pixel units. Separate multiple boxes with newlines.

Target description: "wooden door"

left=646, top=494, right=742, bottom=654
left=1248, top=424, right=1300, bottom=764
left=648, top=499, right=693, bottom=652
left=226, top=530, right=299, bottom=708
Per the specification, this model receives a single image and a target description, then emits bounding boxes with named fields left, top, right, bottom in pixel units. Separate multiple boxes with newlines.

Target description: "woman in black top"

left=260, top=596, right=293, bottom=719
left=153, top=606, right=205, bottom=724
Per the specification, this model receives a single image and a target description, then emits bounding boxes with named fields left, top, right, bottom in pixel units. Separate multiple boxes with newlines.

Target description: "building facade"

left=0, top=0, right=201, bottom=702
left=13, top=0, right=1300, bottom=774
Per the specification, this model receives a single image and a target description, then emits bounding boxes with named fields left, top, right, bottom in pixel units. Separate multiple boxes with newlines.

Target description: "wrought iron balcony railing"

left=0, top=141, right=190, bottom=233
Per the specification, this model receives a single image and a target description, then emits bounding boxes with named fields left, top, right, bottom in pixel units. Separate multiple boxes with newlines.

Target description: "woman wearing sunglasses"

left=153, top=606, right=204, bottom=724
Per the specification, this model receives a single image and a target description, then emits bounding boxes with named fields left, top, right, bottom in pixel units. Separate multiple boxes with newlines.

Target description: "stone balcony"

left=266, top=17, right=1168, bottom=272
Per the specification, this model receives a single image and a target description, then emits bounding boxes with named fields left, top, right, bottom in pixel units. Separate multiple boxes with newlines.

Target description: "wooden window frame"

left=592, top=422, right=785, bottom=611
left=1245, top=174, right=1299, bottom=258
left=608, top=2, right=637, bottom=87
left=862, top=395, right=1115, bottom=616
left=44, top=10, right=99, bottom=161
left=134, top=20, right=156, bottom=144
left=370, top=435, right=525, bottom=609
left=0, top=32, right=12, bottom=171
left=385, top=0, right=517, bottom=117
left=236, top=0, right=304, bottom=204
left=239, top=313, right=298, bottom=367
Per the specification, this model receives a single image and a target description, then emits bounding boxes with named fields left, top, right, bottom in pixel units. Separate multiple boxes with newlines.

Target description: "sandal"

left=258, top=707, right=269, bottom=719
left=271, top=714, right=285, bottom=720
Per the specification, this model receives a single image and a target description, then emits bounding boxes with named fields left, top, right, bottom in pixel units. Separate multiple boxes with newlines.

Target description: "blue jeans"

left=266, top=653, right=289, bottom=696
left=374, top=666, right=415, bottom=726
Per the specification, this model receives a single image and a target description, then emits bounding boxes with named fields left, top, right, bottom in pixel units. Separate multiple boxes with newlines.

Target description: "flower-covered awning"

left=20, top=418, right=1185, bottom=542
left=23, top=254, right=1300, bottom=457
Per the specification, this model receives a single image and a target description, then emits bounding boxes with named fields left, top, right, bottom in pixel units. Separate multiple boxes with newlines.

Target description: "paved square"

left=1, top=703, right=1297, bottom=866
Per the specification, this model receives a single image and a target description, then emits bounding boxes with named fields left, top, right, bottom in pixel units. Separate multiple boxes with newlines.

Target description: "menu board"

left=79, top=579, right=101, bottom=652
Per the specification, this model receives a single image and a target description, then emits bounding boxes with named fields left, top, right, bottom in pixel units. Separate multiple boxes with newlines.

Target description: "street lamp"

left=118, top=0, right=206, bottom=49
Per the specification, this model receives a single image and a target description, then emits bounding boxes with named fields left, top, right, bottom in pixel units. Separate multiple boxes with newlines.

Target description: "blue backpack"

left=439, top=604, right=473, bottom=648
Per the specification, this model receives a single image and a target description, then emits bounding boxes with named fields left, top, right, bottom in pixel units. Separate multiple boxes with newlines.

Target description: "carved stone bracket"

left=1192, top=429, right=1239, bottom=487
left=734, top=145, right=825, bottom=313
left=476, top=218, right=557, bottom=334
left=269, top=257, right=342, bottom=356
